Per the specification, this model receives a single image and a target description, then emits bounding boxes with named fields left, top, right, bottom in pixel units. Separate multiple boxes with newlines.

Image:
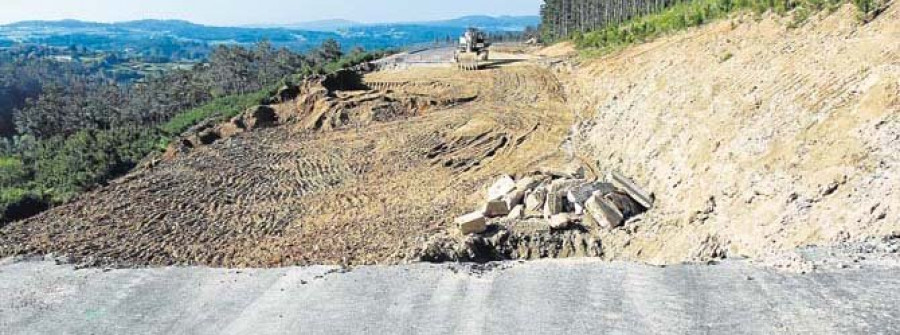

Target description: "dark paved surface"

left=1, top=258, right=899, bottom=335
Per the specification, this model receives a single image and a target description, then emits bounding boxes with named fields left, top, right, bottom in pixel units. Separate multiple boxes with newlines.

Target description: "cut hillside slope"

left=565, top=4, right=900, bottom=263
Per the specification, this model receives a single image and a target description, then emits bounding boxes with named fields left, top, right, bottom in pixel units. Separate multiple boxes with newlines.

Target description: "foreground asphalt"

left=1, top=258, right=899, bottom=335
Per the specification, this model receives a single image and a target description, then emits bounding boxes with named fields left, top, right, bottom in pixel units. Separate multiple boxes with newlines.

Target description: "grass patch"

left=160, top=89, right=271, bottom=136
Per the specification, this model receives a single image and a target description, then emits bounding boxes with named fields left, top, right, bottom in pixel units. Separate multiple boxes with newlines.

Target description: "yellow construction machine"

left=454, top=28, right=490, bottom=71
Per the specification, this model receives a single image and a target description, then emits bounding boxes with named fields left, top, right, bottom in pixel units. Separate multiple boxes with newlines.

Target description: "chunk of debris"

left=507, top=205, right=525, bottom=219
left=607, top=171, right=654, bottom=209
left=487, top=175, right=517, bottom=201
left=567, top=182, right=616, bottom=214
left=525, top=187, right=547, bottom=212
left=504, top=189, right=527, bottom=210
left=544, top=179, right=584, bottom=218
left=549, top=213, right=575, bottom=230
left=455, top=212, right=487, bottom=235
left=605, top=191, right=645, bottom=218
left=482, top=200, right=511, bottom=218
left=584, top=192, right=625, bottom=229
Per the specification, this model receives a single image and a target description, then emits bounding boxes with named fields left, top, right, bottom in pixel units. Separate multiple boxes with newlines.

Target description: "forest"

left=540, top=0, right=886, bottom=48
left=0, top=39, right=384, bottom=223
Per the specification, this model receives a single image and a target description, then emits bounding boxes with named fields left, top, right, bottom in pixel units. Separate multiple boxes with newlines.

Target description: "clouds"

left=0, top=0, right=543, bottom=25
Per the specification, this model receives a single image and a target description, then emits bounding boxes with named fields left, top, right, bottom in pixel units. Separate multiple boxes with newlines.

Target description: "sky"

left=0, top=0, right=544, bottom=26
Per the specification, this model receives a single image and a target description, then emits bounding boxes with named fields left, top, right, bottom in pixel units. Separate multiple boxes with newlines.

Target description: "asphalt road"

left=1, top=258, right=899, bottom=335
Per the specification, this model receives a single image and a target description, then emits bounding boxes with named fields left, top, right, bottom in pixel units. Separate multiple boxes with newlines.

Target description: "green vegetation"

left=558, top=0, right=885, bottom=54
left=160, top=89, right=272, bottom=136
left=0, top=47, right=385, bottom=224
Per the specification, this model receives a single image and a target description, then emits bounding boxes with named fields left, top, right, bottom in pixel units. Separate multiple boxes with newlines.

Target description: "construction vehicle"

left=454, top=28, right=490, bottom=71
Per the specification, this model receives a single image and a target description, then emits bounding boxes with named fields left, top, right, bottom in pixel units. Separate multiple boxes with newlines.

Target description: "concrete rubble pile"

left=455, top=168, right=655, bottom=236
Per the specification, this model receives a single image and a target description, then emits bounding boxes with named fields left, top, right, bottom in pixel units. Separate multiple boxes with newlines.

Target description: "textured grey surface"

left=1, top=258, right=899, bottom=335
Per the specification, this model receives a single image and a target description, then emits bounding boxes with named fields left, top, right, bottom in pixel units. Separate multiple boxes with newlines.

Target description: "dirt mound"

left=564, top=4, right=900, bottom=264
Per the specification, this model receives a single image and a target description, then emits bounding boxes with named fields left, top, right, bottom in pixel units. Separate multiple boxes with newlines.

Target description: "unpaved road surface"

left=0, top=53, right=572, bottom=267
left=2, top=258, right=899, bottom=335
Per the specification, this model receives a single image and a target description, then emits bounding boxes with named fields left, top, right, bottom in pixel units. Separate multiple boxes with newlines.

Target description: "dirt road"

left=0, top=51, right=574, bottom=267
left=2, top=257, right=899, bottom=335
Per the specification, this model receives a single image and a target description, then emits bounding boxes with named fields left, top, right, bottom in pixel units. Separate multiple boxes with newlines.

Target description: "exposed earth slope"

left=0, top=56, right=576, bottom=267
left=565, top=4, right=900, bottom=263
left=1, top=4, right=898, bottom=267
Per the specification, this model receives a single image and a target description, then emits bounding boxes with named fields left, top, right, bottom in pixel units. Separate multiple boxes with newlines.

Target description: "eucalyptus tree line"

left=540, top=0, right=685, bottom=39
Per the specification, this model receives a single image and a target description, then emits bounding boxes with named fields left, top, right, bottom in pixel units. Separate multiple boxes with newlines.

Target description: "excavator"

left=454, top=28, right=490, bottom=71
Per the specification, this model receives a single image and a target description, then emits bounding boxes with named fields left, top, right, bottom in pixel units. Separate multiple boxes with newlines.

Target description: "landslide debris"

left=414, top=168, right=652, bottom=262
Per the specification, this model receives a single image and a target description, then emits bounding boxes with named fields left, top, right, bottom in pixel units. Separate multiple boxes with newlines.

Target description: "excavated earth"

left=0, top=58, right=579, bottom=267
left=564, top=4, right=900, bottom=264
left=2, top=5, right=899, bottom=268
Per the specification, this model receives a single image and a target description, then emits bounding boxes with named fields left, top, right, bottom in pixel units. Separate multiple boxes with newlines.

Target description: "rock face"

left=455, top=212, right=488, bottom=235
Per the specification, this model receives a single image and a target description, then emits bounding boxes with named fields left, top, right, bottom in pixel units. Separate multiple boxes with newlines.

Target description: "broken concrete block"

left=544, top=179, right=584, bottom=218
left=607, top=171, right=653, bottom=209
left=487, top=175, right=517, bottom=201
left=584, top=192, right=625, bottom=229
left=481, top=200, right=510, bottom=218
left=525, top=187, right=547, bottom=212
left=549, top=213, right=574, bottom=230
left=504, top=189, right=527, bottom=209
left=507, top=205, right=525, bottom=220
left=455, top=212, right=487, bottom=234
left=567, top=182, right=617, bottom=214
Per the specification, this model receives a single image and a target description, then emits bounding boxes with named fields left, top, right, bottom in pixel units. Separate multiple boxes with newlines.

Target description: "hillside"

left=565, top=3, right=900, bottom=263
left=0, top=4, right=897, bottom=268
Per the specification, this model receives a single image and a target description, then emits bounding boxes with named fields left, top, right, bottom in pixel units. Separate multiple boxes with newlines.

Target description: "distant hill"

left=257, top=15, right=541, bottom=32
left=250, top=19, right=362, bottom=32
left=0, top=16, right=536, bottom=56
left=419, top=15, right=541, bottom=30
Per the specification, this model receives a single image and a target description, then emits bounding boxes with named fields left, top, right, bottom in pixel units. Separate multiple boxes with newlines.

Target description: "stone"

left=525, top=187, right=547, bottom=212
left=482, top=200, right=510, bottom=218
left=504, top=189, right=527, bottom=209
left=607, top=171, right=654, bottom=209
left=549, top=213, right=574, bottom=230
left=507, top=205, right=525, bottom=219
left=567, top=182, right=616, bottom=214
left=487, top=175, right=517, bottom=201
left=455, top=212, right=487, bottom=234
left=544, top=179, right=584, bottom=218
left=605, top=191, right=645, bottom=219
left=584, top=192, right=625, bottom=229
